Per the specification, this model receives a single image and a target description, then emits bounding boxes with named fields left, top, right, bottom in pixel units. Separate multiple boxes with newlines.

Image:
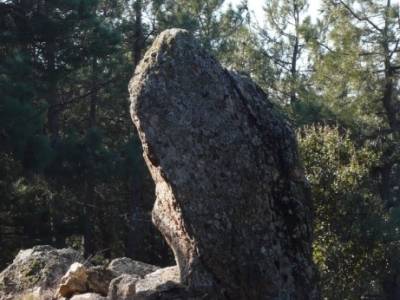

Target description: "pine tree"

left=303, top=0, right=400, bottom=298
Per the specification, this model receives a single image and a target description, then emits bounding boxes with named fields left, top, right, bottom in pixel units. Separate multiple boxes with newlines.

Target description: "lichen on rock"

left=0, top=245, right=83, bottom=300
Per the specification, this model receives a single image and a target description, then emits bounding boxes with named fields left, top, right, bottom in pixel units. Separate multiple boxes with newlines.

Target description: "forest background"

left=1, top=0, right=399, bottom=299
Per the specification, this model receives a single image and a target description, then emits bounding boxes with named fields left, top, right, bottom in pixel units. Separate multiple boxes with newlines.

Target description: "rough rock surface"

left=108, top=274, right=140, bottom=300
left=57, top=262, right=88, bottom=298
left=0, top=245, right=83, bottom=300
left=70, top=292, right=107, bottom=300
left=133, top=266, right=205, bottom=300
left=133, top=285, right=201, bottom=300
left=135, top=266, right=180, bottom=295
left=57, top=263, right=114, bottom=298
left=86, top=266, right=115, bottom=296
left=129, top=29, right=318, bottom=299
left=107, top=266, right=182, bottom=300
left=107, top=257, right=159, bottom=277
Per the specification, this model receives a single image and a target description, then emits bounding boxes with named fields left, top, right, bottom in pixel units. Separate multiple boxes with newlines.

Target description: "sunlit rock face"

left=0, top=245, right=84, bottom=300
left=129, top=28, right=318, bottom=300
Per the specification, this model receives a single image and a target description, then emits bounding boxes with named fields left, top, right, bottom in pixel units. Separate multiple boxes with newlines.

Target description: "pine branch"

left=331, top=0, right=383, bottom=33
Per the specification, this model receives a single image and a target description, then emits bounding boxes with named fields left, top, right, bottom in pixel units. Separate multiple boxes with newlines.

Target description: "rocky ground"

left=0, top=245, right=182, bottom=300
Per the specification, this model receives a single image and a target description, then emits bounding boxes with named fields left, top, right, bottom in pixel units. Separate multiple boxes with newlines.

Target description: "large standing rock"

left=129, top=28, right=318, bottom=299
left=0, top=245, right=83, bottom=300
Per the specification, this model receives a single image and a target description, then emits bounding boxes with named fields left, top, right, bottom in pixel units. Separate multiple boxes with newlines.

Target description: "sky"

left=225, top=0, right=322, bottom=24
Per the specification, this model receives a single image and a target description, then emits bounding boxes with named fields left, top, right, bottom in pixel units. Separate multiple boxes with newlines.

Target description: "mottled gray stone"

left=133, top=266, right=205, bottom=300
left=107, top=257, right=159, bottom=277
left=86, top=266, right=115, bottom=296
left=129, top=28, right=318, bottom=299
left=135, top=266, right=180, bottom=295
left=0, top=245, right=83, bottom=300
left=108, top=274, right=141, bottom=300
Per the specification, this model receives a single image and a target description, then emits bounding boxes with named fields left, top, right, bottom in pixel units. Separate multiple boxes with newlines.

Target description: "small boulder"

left=57, top=262, right=88, bottom=298
left=0, top=245, right=83, bottom=299
left=56, top=264, right=115, bottom=298
left=86, top=266, right=115, bottom=296
left=70, top=292, right=107, bottom=300
left=134, top=266, right=180, bottom=296
left=108, top=266, right=207, bottom=300
left=108, top=274, right=140, bottom=300
left=107, top=257, right=159, bottom=277
left=133, top=266, right=207, bottom=300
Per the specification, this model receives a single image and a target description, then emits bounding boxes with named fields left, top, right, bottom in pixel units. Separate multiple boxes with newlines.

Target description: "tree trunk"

left=125, top=174, right=148, bottom=261
left=133, top=0, right=144, bottom=68
left=45, top=42, right=60, bottom=143
left=89, top=57, right=97, bottom=128
left=83, top=58, right=99, bottom=258
left=290, top=2, right=300, bottom=104
left=383, top=273, right=400, bottom=300
left=290, top=35, right=299, bottom=104
left=83, top=180, right=95, bottom=258
left=380, top=1, right=400, bottom=296
left=125, top=0, right=149, bottom=262
left=43, top=0, right=60, bottom=144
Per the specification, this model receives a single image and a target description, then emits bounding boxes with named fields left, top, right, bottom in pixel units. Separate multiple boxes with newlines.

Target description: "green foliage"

left=151, top=0, right=225, bottom=48
left=301, top=2, right=400, bottom=296
left=298, top=125, right=399, bottom=298
left=258, top=0, right=309, bottom=104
